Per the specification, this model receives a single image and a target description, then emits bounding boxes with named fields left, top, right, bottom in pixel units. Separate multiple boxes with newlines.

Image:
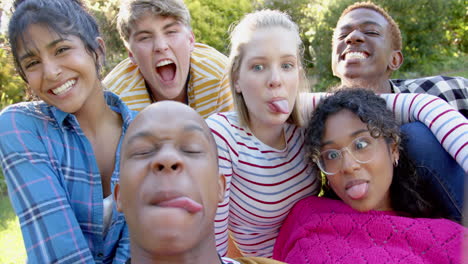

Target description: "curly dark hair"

left=304, top=88, right=445, bottom=219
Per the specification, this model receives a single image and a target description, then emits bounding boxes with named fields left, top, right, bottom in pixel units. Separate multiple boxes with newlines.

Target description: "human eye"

left=136, top=34, right=151, bottom=42
left=335, top=31, right=349, bottom=40
left=365, top=31, right=380, bottom=36
left=353, top=137, right=372, bottom=150
left=55, top=46, right=70, bottom=55
left=181, top=143, right=204, bottom=155
left=281, top=62, right=294, bottom=70
left=24, top=59, right=40, bottom=70
left=131, top=148, right=154, bottom=157
left=323, top=150, right=341, bottom=161
left=252, top=64, right=264, bottom=71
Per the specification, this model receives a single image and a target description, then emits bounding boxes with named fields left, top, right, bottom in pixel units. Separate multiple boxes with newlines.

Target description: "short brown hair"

left=338, top=1, right=402, bottom=51
left=228, top=9, right=307, bottom=127
left=117, top=0, right=191, bottom=46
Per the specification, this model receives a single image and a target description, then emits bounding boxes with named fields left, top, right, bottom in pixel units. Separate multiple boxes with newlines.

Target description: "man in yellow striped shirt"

left=104, top=0, right=233, bottom=118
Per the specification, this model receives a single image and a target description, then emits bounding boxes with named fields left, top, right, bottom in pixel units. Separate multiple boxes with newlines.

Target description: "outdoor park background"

left=0, top=0, right=466, bottom=262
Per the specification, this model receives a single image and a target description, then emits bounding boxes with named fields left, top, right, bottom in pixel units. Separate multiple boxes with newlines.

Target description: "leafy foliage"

left=299, top=0, right=468, bottom=90
left=0, top=35, right=25, bottom=111
left=187, top=0, right=253, bottom=54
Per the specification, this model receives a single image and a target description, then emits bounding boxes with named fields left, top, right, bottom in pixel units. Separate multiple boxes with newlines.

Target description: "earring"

left=393, top=159, right=399, bottom=167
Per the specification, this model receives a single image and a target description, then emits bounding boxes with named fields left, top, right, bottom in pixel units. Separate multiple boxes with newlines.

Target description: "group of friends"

left=0, top=0, right=466, bottom=263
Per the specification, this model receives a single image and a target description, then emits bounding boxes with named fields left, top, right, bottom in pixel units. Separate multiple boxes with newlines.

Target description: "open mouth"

left=268, top=99, right=289, bottom=114
left=51, top=79, right=76, bottom=95
left=342, top=51, right=369, bottom=60
left=156, top=60, right=177, bottom=82
left=345, top=180, right=369, bottom=200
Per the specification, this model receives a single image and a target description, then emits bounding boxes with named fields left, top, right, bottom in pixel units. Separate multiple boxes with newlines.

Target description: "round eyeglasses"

left=314, top=135, right=378, bottom=175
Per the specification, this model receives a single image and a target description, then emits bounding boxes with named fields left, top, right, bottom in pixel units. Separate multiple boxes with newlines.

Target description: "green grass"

left=0, top=195, right=26, bottom=264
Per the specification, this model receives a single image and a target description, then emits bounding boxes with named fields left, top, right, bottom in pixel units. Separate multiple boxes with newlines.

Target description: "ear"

left=388, top=50, right=403, bottom=71
left=114, top=183, right=123, bottom=213
left=96, top=37, right=106, bottom=65
left=128, top=49, right=137, bottom=65
left=217, top=174, right=226, bottom=203
left=390, top=142, right=400, bottom=166
left=189, top=30, right=195, bottom=52
left=234, top=79, right=241, bottom=93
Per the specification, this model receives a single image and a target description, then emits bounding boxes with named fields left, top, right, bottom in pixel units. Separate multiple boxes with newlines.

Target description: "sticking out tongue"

left=158, top=197, right=203, bottom=213
left=156, top=63, right=176, bottom=81
left=270, top=99, right=289, bottom=114
left=346, top=182, right=368, bottom=200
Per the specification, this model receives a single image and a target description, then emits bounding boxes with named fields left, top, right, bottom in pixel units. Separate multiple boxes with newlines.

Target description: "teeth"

left=52, top=80, right=75, bottom=95
left=156, top=59, right=173, bottom=67
left=346, top=52, right=367, bottom=59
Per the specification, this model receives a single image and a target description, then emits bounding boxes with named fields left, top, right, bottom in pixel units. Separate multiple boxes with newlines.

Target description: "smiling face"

left=127, top=14, right=194, bottom=102
left=332, top=8, right=401, bottom=84
left=234, top=27, right=300, bottom=133
left=321, top=109, right=398, bottom=212
left=115, top=101, right=224, bottom=256
left=17, top=24, right=102, bottom=113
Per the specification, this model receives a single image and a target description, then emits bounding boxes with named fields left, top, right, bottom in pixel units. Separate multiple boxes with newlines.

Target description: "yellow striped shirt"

left=103, top=43, right=233, bottom=118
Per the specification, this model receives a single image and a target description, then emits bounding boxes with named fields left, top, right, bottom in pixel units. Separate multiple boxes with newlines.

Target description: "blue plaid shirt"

left=0, top=92, right=135, bottom=263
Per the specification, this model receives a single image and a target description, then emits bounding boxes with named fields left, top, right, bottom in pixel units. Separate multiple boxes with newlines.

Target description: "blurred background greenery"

left=0, top=0, right=466, bottom=262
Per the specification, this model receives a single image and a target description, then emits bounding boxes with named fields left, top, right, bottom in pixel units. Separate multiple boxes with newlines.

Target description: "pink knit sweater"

left=273, top=196, right=466, bottom=264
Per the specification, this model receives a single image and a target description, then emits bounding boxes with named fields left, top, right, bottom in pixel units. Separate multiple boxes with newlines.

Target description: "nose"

left=268, top=66, right=281, bottom=89
left=340, top=148, right=360, bottom=174
left=151, top=146, right=183, bottom=173
left=153, top=37, right=169, bottom=53
left=345, top=30, right=364, bottom=45
left=43, top=59, right=62, bottom=81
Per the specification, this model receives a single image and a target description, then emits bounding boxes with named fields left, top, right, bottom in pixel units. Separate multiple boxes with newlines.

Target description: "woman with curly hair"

left=273, top=88, right=466, bottom=264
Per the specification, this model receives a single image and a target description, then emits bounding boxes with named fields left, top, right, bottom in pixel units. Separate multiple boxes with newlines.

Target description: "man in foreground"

left=114, top=101, right=284, bottom=263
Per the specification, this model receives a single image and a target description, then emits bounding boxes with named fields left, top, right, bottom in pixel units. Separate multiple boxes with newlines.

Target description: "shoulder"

left=104, top=91, right=137, bottom=122
left=233, top=257, right=287, bottom=264
left=206, top=111, right=239, bottom=128
left=0, top=101, right=55, bottom=131
left=103, top=58, right=143, bottom=94
left=191, top=43, right=228, bottom=73
left=288, top=196, right=355, bottom=219
left=391, top=75, right=467, bottom=92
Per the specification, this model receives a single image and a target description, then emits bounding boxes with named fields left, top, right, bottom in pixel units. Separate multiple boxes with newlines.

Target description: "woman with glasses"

left=272, top=88, right=466, bottom=264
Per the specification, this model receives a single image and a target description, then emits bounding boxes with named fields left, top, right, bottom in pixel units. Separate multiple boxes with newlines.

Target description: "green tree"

left=187, top=0, right=253, bottom=55
left=301, top=0, right=468, bottom=91
left=0, top=35, right=25, bottom=111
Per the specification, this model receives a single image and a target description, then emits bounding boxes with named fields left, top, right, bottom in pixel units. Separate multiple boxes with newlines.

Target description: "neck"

left=75, top=90, right=118, bottom=137
left=249, top=121, right=285, bottom=149
left=341, top=77, right=392, bottom=94
left=130, top=236, right=221, bottom=264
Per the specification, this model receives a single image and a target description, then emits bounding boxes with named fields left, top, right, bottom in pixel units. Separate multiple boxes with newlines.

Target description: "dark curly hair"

left=304, top=88, right=445, bottom=219
left=9, top=0, right=105, bottom=83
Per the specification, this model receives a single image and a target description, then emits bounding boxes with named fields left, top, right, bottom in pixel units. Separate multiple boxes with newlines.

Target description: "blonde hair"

left=228, top=9, right=307, bottom=127
left=117, top=0, right=191, bottom=46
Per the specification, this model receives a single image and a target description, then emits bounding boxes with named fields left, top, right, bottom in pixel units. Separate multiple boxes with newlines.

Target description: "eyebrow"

left=125, top=123, right=209, bottom=146
left=125, top=131, right=156, bottom=147
left=247, top=54, right=297, bottom=61
left=338, top=21, right=383, bottom=31
left=183, top=123, right=210, bottom=140
left=133, top=21, right=181, bottom=37
left=321, top=129, right=369, bottom=146
left=19, top=38, right=67, bottom=62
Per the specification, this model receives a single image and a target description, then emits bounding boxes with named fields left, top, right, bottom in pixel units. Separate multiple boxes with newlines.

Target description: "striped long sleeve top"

left=103, top=43, right=233, bottom=118
left=208, top=92, right=467, bottom=258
